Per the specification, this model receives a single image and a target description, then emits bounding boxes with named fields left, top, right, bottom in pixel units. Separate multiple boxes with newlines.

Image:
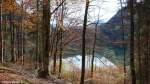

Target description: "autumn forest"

left=0, top=0, right=150, bottom=84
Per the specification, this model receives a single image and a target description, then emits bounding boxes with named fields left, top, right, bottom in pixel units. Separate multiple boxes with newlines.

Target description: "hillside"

left=63, top=7, right=130, bottom=65
left=100, top=7, right=130, bottom=56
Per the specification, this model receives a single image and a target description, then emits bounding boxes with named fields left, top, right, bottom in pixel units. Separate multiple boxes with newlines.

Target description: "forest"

left=0, top=0, right=150, bottom=84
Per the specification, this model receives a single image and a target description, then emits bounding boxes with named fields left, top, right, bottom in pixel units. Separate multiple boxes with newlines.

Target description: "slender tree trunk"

left=58, top=0, right=65, bottom=78
left=80, top=0, right=89, bottom=84
left=58, top=29, right=63, bottom=78
left=10, top=11, right=15, bottom=62
left=145, top=8, right=149, bottom=84
left=53, top=29, right=59, bottom=74
left=16, top=21, right=20, bottom=62
left=136, top=4, right=142, bottom=83
left=52, top=0, right=62, bottom=74
left=120, top=0, right=126, bottom=83
left=35, top=0, right=39, bottom=69
left=3, top=15, right=6, bottom=62
left=129, top=0, right=136, bottom=84
left=0, top=0, right=3, bottom=63
left=21, top=0, right=24, bottom=65
left=91, top=23, right=98, bottom=78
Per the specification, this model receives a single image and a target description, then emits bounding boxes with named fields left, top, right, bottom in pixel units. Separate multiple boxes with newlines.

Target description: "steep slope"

left=100, top=7, right=130, bottom=56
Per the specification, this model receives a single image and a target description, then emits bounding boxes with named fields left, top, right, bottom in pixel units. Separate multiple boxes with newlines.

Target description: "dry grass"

left=52, top=64, right=130, bottom=84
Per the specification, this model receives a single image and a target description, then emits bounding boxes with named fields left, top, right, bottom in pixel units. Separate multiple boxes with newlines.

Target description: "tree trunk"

left=120, top=0, right=126, bottom=83
left=136, top=4, right=142, bottom=83
left=91, top=23, right=98, bottom=78
left=10, top=11, right=15, bottom=62
left=129, top=0, right=136, bottom=84
left=38, top=0, right=50, bottom=78
left=53, top=32, right=59, bottom=74
left=80, top=0, right=89, bottom=84
left=58, top=29, right=63, bottom=78
left=21, top=0, right=24, bottom=65
left=58, top=0, right=64, bottom=78
left=35, top=0, right=39, bottom=69
left=0, top=0, right=3, bottom=63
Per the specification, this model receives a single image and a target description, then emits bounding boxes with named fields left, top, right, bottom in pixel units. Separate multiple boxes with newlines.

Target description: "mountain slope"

left=63, top=7, right=130, bottom=65
left=100, top=7, right=130, bottom=56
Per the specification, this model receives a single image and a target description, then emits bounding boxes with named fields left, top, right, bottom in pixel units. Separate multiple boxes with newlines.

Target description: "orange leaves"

left=2, top=0, right=20, bottom=13
left=1, top=0, right=37, bottom=30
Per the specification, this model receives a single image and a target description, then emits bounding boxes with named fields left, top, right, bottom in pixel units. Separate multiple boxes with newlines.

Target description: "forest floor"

left=0, top=63, right=69, bottom=84
left=0, top=63, right=127, bottom=84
